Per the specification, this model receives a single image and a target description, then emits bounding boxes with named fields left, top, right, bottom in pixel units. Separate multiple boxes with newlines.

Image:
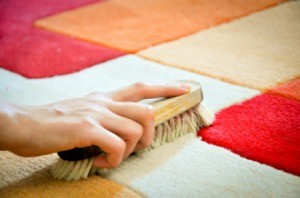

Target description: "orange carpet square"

left=35, top=0, right=283, bottom=52
left=266, top=78, right=300, bottom=101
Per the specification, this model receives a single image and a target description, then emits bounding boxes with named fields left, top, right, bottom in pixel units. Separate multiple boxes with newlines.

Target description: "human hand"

left=0, top=82, right=190, bottom=168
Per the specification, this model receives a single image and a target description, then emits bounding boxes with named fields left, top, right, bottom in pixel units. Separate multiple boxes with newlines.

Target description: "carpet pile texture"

left=0, top=1, right=299, bottom=197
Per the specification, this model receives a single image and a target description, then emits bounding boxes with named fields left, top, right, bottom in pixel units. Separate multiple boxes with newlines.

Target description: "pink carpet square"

left=0, top=0, right=123, bottom=78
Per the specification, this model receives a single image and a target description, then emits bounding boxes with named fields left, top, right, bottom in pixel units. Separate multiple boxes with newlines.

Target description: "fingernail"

left=178, top=83, right=190, bottom=90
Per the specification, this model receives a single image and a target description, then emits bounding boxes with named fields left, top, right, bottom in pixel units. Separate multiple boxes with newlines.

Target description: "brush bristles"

left=51, top=104, right=214, bottom=181
left=51, top=157, right=95, bottom=181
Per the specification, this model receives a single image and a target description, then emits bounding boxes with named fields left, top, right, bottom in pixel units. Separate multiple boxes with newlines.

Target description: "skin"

left=0, top=82, right=190, bottom=168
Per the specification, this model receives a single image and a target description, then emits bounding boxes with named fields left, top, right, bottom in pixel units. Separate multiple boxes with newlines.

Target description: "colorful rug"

left=0, top=1, right=299, bottom=197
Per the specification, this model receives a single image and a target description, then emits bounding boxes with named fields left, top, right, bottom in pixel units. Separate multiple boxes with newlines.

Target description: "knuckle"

left=87, top=98, right=100, bottom=105
left=129, top=124, right=143, bottom=138
left=133, top=82, right=147, bottom=88
left=133, top=82, right=147, bottom=92
left=106, top=101, right=117, bottom=111
left=86, top=93, right=111, bottom=105
left=109, top=139, right=126, bottom=168
left=79, top=117, right=96, bottom=130
left=141, top=105, right=155, bottom=121
left=146, top=107, right=155, bottom=119
left=113, top=139, right=126, bottom=155
left=82, top=117, right=95, bottom=126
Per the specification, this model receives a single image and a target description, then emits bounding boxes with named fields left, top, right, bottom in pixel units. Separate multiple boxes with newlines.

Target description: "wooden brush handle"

left=58, top=80, right=202, bottom=161
left=150, top=80, right=202, bottom=125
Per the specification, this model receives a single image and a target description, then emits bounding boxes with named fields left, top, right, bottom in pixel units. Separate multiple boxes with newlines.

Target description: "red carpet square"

left=0, top=0, right=123, bottom=78
left=266, top=78, right=300, bottom=101
left=199, top=94, right=300, bottom=176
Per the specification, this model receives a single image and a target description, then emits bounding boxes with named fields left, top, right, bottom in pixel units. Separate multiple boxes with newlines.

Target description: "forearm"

left=0, top=100, right=63, bottom=156
left=0, top=101, right=23, bottom=152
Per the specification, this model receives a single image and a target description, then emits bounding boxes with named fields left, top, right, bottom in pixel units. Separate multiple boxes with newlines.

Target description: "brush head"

left=52, top=80, right=214, bottom=181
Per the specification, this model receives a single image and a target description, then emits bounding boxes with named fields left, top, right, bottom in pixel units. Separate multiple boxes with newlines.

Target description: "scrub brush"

left=51, top=80, right=214, bottom=181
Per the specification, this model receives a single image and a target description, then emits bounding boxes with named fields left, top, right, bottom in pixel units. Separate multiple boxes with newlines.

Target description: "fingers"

left=108, top=102, right=155, bottom=151
left=79, top=121, right=126, bottom=168
left=77, top=82, right=190, bottom=169
left=74, top=117, right=139, bottom=168
left=99, top=111, right=143, bottom=159
left=110, top=82, right=190, bottom=102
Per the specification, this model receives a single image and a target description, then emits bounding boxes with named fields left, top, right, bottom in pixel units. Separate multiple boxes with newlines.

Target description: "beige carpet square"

left=139, top=1, right=300, bottom=90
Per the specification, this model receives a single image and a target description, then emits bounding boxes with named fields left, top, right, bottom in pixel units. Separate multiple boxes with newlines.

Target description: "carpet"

left=1, top=55, right=299, bottom=197
left=0, top=0, right=123, bottom=78
left=35, top=0, right=283, bottom=52
left=0, top=1, right=299, bottom=197
left=139, top=1, right=300, bottom=91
